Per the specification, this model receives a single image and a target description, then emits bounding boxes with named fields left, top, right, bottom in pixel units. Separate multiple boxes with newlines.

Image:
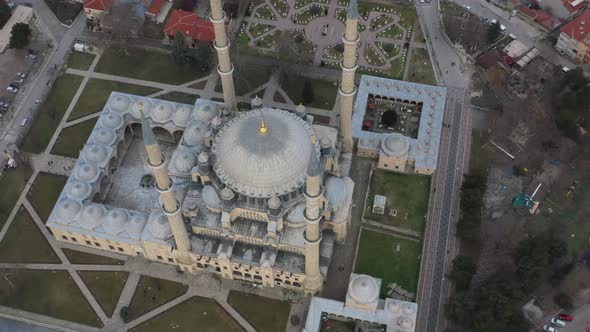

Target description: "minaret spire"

left=338, top=0, right=360, bottom=152
left=209, top=0, right=238, bottom=112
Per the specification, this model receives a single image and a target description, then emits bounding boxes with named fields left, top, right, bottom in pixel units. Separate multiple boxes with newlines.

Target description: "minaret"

left=338, top=0, right=360, bottom=152
left=303, top=136, right=323, bottom=294
left=139, top=102, right=191, bottom=254
left=210, top=0, right=238, bottom=112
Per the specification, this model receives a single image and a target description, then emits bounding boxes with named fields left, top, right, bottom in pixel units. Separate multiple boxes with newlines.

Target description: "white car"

left=551, top=318, right=566, bottom=328
left=6, top=86, right=18, bottom=93
left=464, top=5, right=471, bottom=10
left=543, top=325, right=558, bottom=332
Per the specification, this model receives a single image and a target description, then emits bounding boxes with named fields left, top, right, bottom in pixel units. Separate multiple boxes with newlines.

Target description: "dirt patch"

left=441, top=0, right=494, bottom=55
left=43, top=0, right=82, bottom=26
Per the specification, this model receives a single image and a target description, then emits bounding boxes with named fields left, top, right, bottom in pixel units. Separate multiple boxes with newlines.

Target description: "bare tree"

left=98, top=2, right=137, bottom=55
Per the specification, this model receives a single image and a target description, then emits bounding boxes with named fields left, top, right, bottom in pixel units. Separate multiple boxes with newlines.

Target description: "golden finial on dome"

left=311, top=134, right=317, bottom=145
left=259, top=111, right=269, bottom=135
left=137, top=101, right=143, bottom=112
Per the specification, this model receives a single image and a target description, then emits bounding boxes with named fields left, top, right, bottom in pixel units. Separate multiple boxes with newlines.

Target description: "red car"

left=558, top=313, right=573, bottom=321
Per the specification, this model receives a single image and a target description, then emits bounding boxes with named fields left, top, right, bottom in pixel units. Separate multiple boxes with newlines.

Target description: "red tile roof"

left=519, top=5, right=563, bottom=30
left=562, top=0, right=587, bottom=13
left=84, top=0, right=113, bottom=12
left=561, top=9, right=590, bottom=42
left=147, top=0, right=166, bottom=15
left=164, top=10, right=225, bottom=43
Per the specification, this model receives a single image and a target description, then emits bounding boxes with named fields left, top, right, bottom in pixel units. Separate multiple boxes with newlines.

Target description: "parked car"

left=481, top=17, right=489, bottom=23
left=543, top=325, right=558, bottom=332
left=463, top=5, right=471, bottom=10
left=551, top=318, right=566, bottom=328
left=6, top=86, right=18, bottom=93
left=16, top=72, right=26, bottom=79
left=14, top=78, right=23, bottom=84
left=25, top=49, right=36, bottom=59
left=20, top=118, right=28, bottom=127
left=558, top=313, right=573, bottom=321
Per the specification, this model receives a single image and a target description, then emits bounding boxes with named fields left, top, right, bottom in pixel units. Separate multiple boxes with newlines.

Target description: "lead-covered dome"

left=151, top=102, right=174, bottom=123
left=66, top=181, right=92, bottom=200
left=348, top=274, right=379, bottom=305
left=109, top=94, right=131, bottom=112
left=381, top=133, right=409, bottom=157
left=212, top=109, right=316, bottom=198
left=54, top=199, right=82, bottom=223
left=93, top=128, right=117, bottom=146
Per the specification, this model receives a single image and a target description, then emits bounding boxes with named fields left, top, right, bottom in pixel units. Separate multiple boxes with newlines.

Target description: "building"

left=164, top=10, right=220, bottom=46
left=304, top=274, right=418, bottom=331
left=145, top=0, right=166, bottom=20
left=353, top=76, right=446, bottom=175
left=557, top=9, right=590, bottom=63
left=83, top=0, right=113, bottom=21
left=0, top=5, right=34, bottom=53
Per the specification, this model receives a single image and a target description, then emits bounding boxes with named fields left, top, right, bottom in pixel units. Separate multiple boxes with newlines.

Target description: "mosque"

left=46, top=0, right=364, bottom=294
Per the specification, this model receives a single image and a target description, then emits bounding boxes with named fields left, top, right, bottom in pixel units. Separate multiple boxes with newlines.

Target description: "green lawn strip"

left=68, top=79, right=159, bottom=121
left=359, top=0, right=417, bottom=29
left=27, top=172, right=67, bottom=222
left=63, top=248, right=125, bottom=265
left=67, top=51, right=96, bottom=70
left=407, top=47, right=436, bottom=85
left=227, top=291, right=291, bottom=332
left=0, top=207, right=60, bottom=263
left=0, top=269, right=102, bottom=327
left=366, top=170, right=430, bottom=234
left=127, top=275, right=188, bottom=320
left=129, top=296, right=244, bottom=332
left=354, top=230, right=421, bottom=298
left=157, top=91, right=200, bottom=105
left=216, top=64, right=272, bottom=96
left=20, top=74, right=84, bottom=153
left=281, top=77, right=337, bottom=110
left=0, top=167, right=32, bottom=229
left=79, top=271, right=129, bottom=317
left=51, top=118, right=98, bottom=158
left=95, top=47, right=209, bottom=85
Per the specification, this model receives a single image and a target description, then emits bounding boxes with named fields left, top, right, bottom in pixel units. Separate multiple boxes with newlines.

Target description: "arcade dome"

left=348, top=274, right=379, bottom=305
left=381, top=134, right=410, bottom=157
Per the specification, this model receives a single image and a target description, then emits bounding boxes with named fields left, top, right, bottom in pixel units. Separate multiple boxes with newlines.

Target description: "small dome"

left=348, top=274, right=379, bottom=305
left=402, top=303, right=416, bottom=315
left=101, top=113, right=124, bottom=130
left=386, top=300, right=401, bottom=314
left=93, top=128, right=117, bottom=146
left=82, top=144, right=109, bottom=165
left=150, top=102, right=174, bottom=123
left=285, top=203, right=306, bottom=224
left=182, top=121, right=209, bottom=146
left=54, top=199, right=82, bottom=223
left=129, top=99, right=152, bottom=119
left=148, top=213, right=173, bottom=239
left=320, top=136, right=331, bottom=148
left=202, top=185, right=221, bottom=209
left=109, top=95, right=131, bottom=112
left=211, top=116, right=222, bottom=128
left=66, top=181, right=92, bottom=200
left=325, top=176, right=346, bottom=210
left=174, top=150, right=197, bottom=173
left=268, top=195, right=281, bottom=210
left=396, top=317, right=414, bottom=329
left=193, top=103, right=218, bottom=122
left=381, top=134, right=409, bottom=157
left=197, top=151, right=209, bottom=164
left=220, top=187, right=234, bottom=200
left=251, top=96, right=263, bottom=108
left=103, top=208, right=129, bottom=234
left=295, top=103, right=306, bottom=115
left=79, top=203, right=106, bottom=229
left=75, top=163, right=99, bottom=182
left=172, top=105, right=192, bottom=127
left=129, top=213, right=148, bottom=235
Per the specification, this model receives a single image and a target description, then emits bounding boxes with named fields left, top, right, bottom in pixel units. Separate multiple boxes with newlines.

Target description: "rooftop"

left=164, top=10, right=221, bottom=43
left=84, top=0, right=113, bottom=12
left=560, top=8, right=590, bottom=42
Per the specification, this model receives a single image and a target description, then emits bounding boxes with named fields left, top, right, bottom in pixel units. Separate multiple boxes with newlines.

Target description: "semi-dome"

left=66, top=181, right=92, bottom=200
left=54, top=199, right=82, bottom=223
left=129, top=99, right=152, bottom=119
left=381, top=134, right=409, bottom=157
left=129, top=213, right=148, bottom=236
left=202, top=185, right=221, bottom=209
left=75, top=163, right=100, bottom=183
left=103, top=208, right=129, bottom=234
left=325, top=176, right=346, bottom=210
left=172, top=105, right=192, bottom=127
left=79, top=203, right=106, bottom=229
left=348, top=274, right=379, bottom=305
left=82, top=144, right=109, bottom=165
left=212, top=108, right=316, bottom=198
left=93, top=128, right=117, bottom=146
left=174, top=150, right=197, bottom=173
left=101, top=112, right=124, bottom=130
left=148, top=213, right=173, bottom=239
left=251, top=96, right=263, bottom=108
left=183, top=121, right=209, bottom=146
left=151, top=102, right=174, bottom=123
left=193, top=103, right=218, bottom=122
left=109, top=94, right=131, bottom=112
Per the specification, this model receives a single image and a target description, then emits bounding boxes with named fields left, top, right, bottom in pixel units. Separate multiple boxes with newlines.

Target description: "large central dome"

left=212, top=108, right=316, bottom=198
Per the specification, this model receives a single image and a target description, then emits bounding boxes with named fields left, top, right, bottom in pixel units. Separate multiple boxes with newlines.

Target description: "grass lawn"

left=129, top=296, right=244, bottom=332
left=68, top=79, right=159, bottom=121
left=216, top=64, right=272, bottom=96
left=79, top=271, right=129, bottom=317
left=127, top=275, right=188, bottom=320
left=0, top=167, right=32, bottom=229
left=359, top=0, right=417, bottom=29
left=157, top=91, right=200, bottom=105
left=20, top=74, right=83, bottom=153
left=281, top=76, right=337, bottom=110
left=0, top=269, right=102, bottom=327
left=407, top=47, right=436, bottom=85
left=67, top=51, right=95, bottom=70
left=63, top=248, right=125, bottom=265
left=469, top=131, right=488, bottom=174
left=366, top=170, right=430, bottom=234
left=0, top=207, right=59, bottom=263
left=51, top=118, right=98, bottom=158
left=27, top=172, right=67, bottom=222
left=354, top=229, right=421, bottom=298
left=227, top=291, right=291, bottom=332
left=95, top=47, right=210, bottom=85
